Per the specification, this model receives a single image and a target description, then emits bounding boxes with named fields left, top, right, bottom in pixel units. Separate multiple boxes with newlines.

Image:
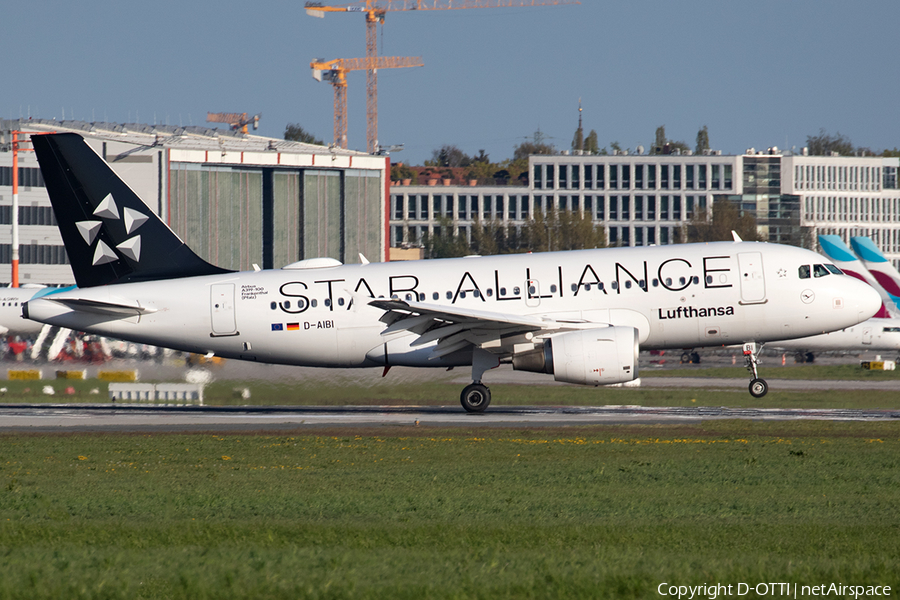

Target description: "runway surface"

left=0, top=403, right=898, bottom=432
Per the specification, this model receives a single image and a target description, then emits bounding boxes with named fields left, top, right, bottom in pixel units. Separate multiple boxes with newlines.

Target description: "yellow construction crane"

left=311, top=56, right=423, bottom=149
left=206, top=112, right=261, bottom=134
left=306, top=0, right=579, bottom=153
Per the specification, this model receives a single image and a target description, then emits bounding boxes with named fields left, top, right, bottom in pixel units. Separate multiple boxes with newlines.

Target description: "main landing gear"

left=461, top=348, right=500, bottom=413
left=743, top=342, right=768, bottom=398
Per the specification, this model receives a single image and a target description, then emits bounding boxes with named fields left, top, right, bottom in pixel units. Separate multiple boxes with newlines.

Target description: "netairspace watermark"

left=657, top=582, right=892, bottom=600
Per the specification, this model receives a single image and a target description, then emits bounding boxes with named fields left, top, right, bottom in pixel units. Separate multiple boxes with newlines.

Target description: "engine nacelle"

left=512, top=327, right=639, bottom=385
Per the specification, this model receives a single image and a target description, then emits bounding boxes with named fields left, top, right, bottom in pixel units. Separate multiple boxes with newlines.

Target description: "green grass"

left=641, top=363, right=900, bottom=380
left=3, top=370, right=900, bottom=409
left=0, top=422, right=898, bottom=598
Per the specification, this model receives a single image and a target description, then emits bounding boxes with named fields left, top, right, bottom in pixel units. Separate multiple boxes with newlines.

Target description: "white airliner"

left=24, top=133, right=881, bottom=410
left=772, top=317, right=900, bottom=362
left=0, top=286, right=47, bottom=336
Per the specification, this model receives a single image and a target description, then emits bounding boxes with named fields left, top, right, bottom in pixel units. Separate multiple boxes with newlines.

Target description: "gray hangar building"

left=0, top=119, right=389, bottom=285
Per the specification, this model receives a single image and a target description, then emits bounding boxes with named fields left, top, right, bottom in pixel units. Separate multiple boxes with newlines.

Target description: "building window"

left=673, top=196, right=682, bottom=220
left=673, top=165, right=681, bottom=189
left=635, top=196, right=644, bottom=221
left=393, top=195, right=404, bottom=220
left=660, top=196, right=669, bottom=220
left=686, top=165, right=694, bottom=189
left=724, top=165, right=733, bottom=190
left=610, top=165, right=618, bottom=189
left=621, top=165, right=630, bottom=189
left=509, top=196, right=517, bottom=220
left=635, top=165, right=644, bottom=189
left=711, top=165, right=720, bottom=189
left=686, top=196, right=695, bottom=219
left=458, top=196, right=468, bottom=220
left=596, top=196, right=605, bottom=221
left=647, top=195, right=656, bottom=221
left=559, top=165, right=568, bottom=189
left=610, top=196, right=618, bottom=220
left=533, top=165, right=543, bottom=189
left=635, top=227, right=644, bottom=246
left=597, top=164, right=605, bottom=189
left=572, top=164, right=580, bottom=189
left=584, top=164, right=593, bottom=189
left=661, top=226, right=669, bottom=245
left=648, top=165, right=656, bottom=189
left=407, top=195, right=417, bottom=220
left=699, top=164, right=707, bottom=189
left=622, top=196, right=630, bottom=220
left=647, top=227, right=656, bottom=245
left=546, top=165, right=555, bottom=190
left=419, top=196, right=428, bottom=220
left=521, top=195, right=530, bottom=220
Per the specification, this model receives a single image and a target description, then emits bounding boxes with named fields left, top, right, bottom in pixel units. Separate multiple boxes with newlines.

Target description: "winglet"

left=731, top=231, right=743, bottom=242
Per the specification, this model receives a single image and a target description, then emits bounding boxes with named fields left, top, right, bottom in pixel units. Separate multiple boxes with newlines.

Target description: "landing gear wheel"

left=460, top=383, right=491, bottom=413
left=749, top=378, right=768, bottom=398
left=681, top=352, right=692, bottom=364
left=690, top=352, right=701, bottom=364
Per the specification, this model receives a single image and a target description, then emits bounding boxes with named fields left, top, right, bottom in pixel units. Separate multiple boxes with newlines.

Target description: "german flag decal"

left=286, top=323, right=300, bottom=331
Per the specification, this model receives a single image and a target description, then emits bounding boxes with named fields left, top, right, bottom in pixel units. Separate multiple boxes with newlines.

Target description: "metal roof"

left=0, top=118, right=365, bottom=157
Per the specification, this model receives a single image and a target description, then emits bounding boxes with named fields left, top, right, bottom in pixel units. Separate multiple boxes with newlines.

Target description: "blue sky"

left=4, top=1, right=898, bottom=164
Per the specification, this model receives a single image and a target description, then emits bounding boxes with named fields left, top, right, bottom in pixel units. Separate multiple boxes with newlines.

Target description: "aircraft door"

left=210, top=283, right=238, bottom=336
left=525, top=279, right=541, bottom=307
left=737, top=252, right=766, bottom=304
left=863, top=327, right=873, bottom=345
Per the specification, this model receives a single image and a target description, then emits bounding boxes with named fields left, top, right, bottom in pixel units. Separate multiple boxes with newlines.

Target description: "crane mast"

left=306, top=0, right=579, bottom=153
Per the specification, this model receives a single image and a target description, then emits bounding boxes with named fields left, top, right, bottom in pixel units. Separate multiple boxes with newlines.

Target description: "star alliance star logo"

left=75, top=193, right=148, bottom=266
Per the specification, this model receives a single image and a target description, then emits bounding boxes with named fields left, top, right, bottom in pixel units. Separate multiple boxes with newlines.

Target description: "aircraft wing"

left=368, top=298, right=607, bottom=359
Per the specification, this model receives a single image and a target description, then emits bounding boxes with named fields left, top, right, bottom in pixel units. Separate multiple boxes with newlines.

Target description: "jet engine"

left=511, top=326, right=639, bottom=385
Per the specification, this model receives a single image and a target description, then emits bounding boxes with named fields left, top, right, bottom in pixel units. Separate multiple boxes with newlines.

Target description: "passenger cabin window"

left=799, top=265, right=810, bottom=279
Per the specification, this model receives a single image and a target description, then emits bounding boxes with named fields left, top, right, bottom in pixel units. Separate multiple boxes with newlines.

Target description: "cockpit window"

left=798, top=265, right=810, bottom=279
left=813, top=264, right=830, bottom=278
left=883, top=327, right=900, bottom=333
left=825, top=264, right=842, bottom=275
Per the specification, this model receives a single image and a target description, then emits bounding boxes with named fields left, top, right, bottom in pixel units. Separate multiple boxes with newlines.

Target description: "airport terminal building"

left=0, top=119, right=389, bottom=285
left=390, top=149, right=900, bottom=266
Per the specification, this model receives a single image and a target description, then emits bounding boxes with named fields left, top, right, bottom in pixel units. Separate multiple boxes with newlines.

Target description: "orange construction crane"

left=206, top=112, right=261, bottom=134
left=306, top=0, right=579, bottom=154
left=311, top=56, right=423, bottom=149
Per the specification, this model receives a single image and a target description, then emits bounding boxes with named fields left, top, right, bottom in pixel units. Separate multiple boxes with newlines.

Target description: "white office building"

left=390, top=148, right=900, bottom=266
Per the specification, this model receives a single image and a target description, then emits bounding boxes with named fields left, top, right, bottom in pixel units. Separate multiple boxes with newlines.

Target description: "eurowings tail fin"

left=849, top=236, right=900, bottom=308
left=818, top=234, right=896, bottom=318
left=31, top=133, right=232, bottom=288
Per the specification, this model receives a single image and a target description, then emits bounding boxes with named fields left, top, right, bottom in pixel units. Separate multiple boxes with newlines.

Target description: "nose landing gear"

left=743, top=342, right=768, bottom=398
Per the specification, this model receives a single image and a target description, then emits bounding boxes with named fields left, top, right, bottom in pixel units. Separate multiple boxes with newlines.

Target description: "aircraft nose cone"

left=855, top=281, right=882, bottom=321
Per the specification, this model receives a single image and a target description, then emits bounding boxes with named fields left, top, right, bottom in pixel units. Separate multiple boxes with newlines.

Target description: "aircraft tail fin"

left=819, top=235, right=898, bottom=318
left=850, top=236, right=900, bottom=307
left=31, top=133, right=231, bottom=288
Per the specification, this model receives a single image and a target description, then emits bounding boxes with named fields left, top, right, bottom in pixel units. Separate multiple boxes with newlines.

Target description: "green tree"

left=429, top=145, right=471, bottom=168
left=584, top=130, right=599, bottom=154
left=650, top=125, right=689, bottom=155
left=422, top=217, right=470, bottom=258
left=806, top=129, right=854, bottom=156
left=283, top=123, right=324, bottom=145
left=521, top=209, right=606, bottom=253
left=572, top=125, right=583, bottom=153
left=684, top=199, right=763, bottom=243
left=513, top=140, right=554, bottom=161
left=695, top=125, right=710, bottom=154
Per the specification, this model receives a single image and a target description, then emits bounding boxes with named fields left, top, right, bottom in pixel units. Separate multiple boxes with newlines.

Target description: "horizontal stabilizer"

left=48, top=297, right=156, bottom=317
